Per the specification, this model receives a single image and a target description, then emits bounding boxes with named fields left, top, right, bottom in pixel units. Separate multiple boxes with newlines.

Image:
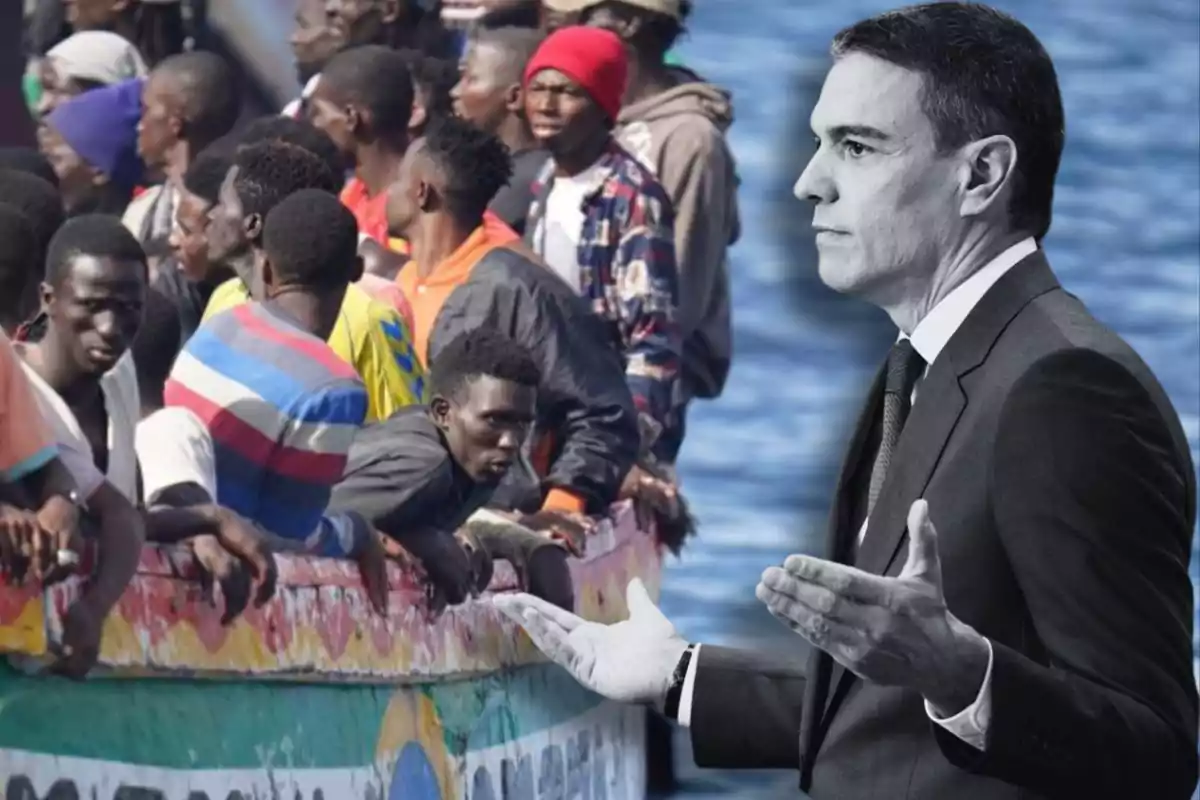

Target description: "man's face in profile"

left=794, top=52, right=963, bottom=305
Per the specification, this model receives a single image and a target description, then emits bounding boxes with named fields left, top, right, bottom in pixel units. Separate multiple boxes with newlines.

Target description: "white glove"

left=493, top=578, right=689, bottom=706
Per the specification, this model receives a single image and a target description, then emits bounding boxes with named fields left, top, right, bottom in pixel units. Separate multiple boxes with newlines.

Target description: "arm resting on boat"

left=688, top=644, right=806, bottom=770
left=81, top=481, right=145, bottom=614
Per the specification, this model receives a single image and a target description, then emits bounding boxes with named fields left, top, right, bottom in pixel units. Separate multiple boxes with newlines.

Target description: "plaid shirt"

left=526, top=142, right=683, bottom=445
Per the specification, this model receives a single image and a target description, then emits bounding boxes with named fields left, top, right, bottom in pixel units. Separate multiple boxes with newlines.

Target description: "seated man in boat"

left=165, top=187, right=396, bottom=614
left=388, top=114, right=640, bottom=529
left=200, top=121, right=428, bottom=421
left=329, top=326, right=573, bottom=609
left=522, top=26, right=685, bottom=465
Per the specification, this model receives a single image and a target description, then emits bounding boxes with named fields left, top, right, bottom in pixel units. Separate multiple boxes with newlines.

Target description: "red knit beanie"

left=523, top=26, right=628, bottom=122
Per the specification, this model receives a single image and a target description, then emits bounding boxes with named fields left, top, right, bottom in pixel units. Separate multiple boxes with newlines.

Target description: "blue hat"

left=46, top=78, right=144, bottom=192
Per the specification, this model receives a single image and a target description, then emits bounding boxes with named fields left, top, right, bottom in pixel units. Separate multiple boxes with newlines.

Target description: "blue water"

left=659, top=0, right=1200, bottom=796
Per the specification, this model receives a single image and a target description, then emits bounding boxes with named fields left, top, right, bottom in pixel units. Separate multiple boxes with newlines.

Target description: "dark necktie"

left=866, top=339, right=926, bottom=518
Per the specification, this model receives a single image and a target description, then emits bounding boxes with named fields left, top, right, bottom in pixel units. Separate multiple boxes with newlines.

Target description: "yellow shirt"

left=202, top=280, right=425, bottom=421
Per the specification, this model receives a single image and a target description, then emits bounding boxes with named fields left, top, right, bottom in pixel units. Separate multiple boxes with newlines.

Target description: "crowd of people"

left=0, top=0, right=739, bottom=697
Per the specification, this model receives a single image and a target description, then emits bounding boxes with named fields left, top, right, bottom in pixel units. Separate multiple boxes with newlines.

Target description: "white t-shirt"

left=536, top=164, right=605, bottom=292
left=135, top=406, right=217, bottom=505
left=19, top=352, right=140, bottom=503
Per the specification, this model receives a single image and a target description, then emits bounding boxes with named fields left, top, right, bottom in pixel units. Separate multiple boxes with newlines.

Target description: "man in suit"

left=493, top=3, right=1199, bottom=798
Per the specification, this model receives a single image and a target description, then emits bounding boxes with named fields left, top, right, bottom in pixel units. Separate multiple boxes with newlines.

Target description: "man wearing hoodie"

left=582, top=0, right=739, bottom=444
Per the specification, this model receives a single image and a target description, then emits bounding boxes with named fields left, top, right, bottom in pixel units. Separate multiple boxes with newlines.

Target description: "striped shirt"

left=163, top=303, right=368, bottom=556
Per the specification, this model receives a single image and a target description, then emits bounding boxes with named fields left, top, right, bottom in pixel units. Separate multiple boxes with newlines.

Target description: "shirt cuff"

left=542, top=488, right=586, bottom=514
left=675, top=643, right=702, bottom=728
left=924, top=638, right=993, bottom=751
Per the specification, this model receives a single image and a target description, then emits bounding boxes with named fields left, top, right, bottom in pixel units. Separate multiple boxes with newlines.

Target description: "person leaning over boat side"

left=11, top=215, right=148, bottom=679
left=122, top=289, right=279, bottom=623
left=452, top=26, right=549, bottom=236
left=331, top=327, right=550, bottom=607
left=199, top=134, right=427, bottom=420
left=39, top=78, right=144, bottom=218
left=388, top=114, right=639, bottom=530
left=165, top=187, right=398, bottom=615
left=125, top=51, right=240, bottom=269
left=523, top=26, right=684, bottom=466
left=582, top=0, right=738, bottom=448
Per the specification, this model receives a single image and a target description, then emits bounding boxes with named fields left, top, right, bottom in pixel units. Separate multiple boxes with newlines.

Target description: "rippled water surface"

left=661, top=1, right=1200, bottom=795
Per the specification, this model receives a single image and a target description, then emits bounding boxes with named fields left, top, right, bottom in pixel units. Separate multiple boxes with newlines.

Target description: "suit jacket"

left=688, top=253, right=1199, bottom=799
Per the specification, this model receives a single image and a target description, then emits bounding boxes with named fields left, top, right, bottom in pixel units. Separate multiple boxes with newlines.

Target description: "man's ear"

left=346, top=104, right=366, bottom=137
left=430, top=396, right=451, bottom=427
left=504, top=82, right=523, bottom=115
left=416, top=178, right=434, bottom=213
left=958, top=134, right=1018, bottom=219
left=39, top=280, right=55, bottom=311
left=244, top=212, right=264, bottom=243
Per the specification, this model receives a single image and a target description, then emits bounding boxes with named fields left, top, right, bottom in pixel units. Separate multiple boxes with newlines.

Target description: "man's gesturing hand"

left=493, top=577, right=689, bottom=706
left=756, top=499, right=990, bottom=715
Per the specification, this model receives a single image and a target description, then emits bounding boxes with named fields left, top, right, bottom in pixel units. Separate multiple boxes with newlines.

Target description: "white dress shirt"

left=677, top=237, right=1040, bottom=751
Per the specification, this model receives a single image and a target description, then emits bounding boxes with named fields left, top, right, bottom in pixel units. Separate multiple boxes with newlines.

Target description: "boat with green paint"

left=0, top=502, right=662, bottom=800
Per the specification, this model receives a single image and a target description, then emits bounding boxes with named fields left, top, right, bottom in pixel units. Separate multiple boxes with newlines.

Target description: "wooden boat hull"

left=0, top=502, right=661, bottom=799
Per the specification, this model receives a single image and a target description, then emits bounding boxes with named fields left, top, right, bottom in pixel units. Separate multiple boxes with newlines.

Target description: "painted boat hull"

left=0, top=502, right=662, bottom=799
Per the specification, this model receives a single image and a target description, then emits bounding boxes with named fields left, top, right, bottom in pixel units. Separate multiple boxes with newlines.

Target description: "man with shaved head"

left=452, top=26, right=548, bottom=233
left=126, top=51, right=241, bottom=261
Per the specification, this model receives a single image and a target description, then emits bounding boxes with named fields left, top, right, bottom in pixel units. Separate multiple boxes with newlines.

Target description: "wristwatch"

left=663, top=644, right=697, bottom=721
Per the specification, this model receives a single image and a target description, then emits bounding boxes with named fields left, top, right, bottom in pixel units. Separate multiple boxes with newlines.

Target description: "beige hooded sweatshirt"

left=616, top=68, right=740, bottom=403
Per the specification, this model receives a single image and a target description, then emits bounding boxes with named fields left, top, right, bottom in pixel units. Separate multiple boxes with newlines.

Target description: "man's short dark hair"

left=429, top=327, right=540, bottom=401
left=262, top=189, right=360, bottom=290
left=832, top=2, right=1064, bottom=241
left=0, top=169, right=65, bottom=262
left=232, top=141, right=341, bottom=222
left=235, top=116, right=346, bottom=180
left=182, top=143, right=233, bottom=204
left=0, top=206, right=39, bottom=318
left=406, top=53, right=460, bottom=128
left=0, top=147, right=59, bottom=187
left=45, top=214, right=148, bottom=287
left=421, top=115, right=513, bottom=222
left=321, top=45, right=415, bottom=137
left=130, top=285, right=181, bottom=408
left=469, top=27, right=545, bottom=85
left=154, top=51, right=242, bottom=144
